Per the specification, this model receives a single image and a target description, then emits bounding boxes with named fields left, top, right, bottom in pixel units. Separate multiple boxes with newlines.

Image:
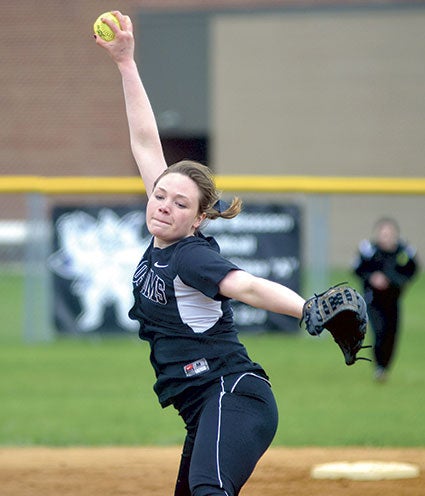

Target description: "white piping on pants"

left=215, top=373, right=270, bottom=496
left=216, top=377, right=229, bottom=496
left=229, top=372, right=271, bottom=393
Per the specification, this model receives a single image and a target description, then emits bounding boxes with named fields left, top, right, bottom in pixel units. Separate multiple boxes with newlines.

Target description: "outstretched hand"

left=94, top=11, right=135, bottom=65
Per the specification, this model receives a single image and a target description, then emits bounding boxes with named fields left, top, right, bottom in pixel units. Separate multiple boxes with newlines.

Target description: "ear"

left=193, top=212, right=207, bottom=230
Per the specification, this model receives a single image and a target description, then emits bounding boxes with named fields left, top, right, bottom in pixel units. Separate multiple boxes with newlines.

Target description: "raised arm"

left=94, top=11, right=167, bottom=196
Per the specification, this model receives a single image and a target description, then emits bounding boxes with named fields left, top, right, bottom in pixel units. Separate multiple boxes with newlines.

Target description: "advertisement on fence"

left=49, top=204, right=301, bottom=334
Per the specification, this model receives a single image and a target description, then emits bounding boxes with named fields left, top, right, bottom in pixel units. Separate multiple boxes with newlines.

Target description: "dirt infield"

left=1, top=447, right=424, bottom=496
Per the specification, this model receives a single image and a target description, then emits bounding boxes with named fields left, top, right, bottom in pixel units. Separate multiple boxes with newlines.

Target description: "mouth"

left=151, top=217, right=170, bottom=226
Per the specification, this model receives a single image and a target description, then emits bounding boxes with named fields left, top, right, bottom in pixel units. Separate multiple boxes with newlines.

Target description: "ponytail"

left=206, top=197, right=242, bottom=220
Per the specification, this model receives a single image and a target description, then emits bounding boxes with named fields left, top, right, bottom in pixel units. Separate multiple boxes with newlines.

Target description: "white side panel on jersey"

left=173, top=275, right=223, bottom=333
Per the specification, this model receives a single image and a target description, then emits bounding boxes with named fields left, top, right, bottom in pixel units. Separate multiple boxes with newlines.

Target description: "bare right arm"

left=219, top=270, right=305, bottom=319
left=94, top=11, right=167, bottom=196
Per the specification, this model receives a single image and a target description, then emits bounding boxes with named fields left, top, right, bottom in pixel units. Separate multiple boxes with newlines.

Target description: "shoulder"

left=399, top=241, right=417, bottom=257
left=174, top=234, right=238, bottom=273
left=176, top=233, right=221, bottom=255
left=358, top=239, right=376, bottom=259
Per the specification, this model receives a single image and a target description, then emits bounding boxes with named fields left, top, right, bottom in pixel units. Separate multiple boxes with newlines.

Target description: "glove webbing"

left=299, top=282, right=356, bottom=335
left=316, top=286, right=359, bottom=323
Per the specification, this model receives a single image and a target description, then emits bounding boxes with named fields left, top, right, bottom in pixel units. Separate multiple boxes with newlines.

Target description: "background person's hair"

left=373, top=217, right=400, bottom=236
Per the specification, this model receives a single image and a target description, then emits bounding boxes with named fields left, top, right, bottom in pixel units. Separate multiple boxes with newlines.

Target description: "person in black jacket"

left=352, top=217, right=419, bottom=382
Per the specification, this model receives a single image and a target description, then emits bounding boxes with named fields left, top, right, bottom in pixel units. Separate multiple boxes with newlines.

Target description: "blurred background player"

left=352, top=217, right=419, bottom=382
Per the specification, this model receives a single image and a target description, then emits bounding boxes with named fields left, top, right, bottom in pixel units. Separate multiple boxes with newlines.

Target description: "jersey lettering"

left=133, top=261, right=148, bottom=286
left=133, top=261, right=167, bottom=305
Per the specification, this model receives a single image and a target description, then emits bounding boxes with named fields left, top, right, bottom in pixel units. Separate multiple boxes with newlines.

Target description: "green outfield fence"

left=1, top=175, right=424, bottom=342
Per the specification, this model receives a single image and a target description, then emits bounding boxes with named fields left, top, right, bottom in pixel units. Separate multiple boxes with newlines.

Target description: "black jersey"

left=129, top=233, right=267, bottom=407
left=353, top=239, right=418, bottom=301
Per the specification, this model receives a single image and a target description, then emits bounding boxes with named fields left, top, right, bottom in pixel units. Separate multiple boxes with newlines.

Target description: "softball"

left=93, top=12, right=120, bottom=42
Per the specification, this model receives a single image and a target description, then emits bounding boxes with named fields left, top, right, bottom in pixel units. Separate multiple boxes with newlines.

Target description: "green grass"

left=0, top=271, right=24, bottom=344
left=0, top=268, right=424, bottom=447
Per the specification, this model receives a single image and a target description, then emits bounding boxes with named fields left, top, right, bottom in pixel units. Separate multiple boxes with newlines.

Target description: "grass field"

left=0, top=269, right=424, bottom=447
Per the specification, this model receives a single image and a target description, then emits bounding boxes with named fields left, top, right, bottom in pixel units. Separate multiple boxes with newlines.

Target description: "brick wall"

left=1, top=0, right=414, bottom=176
left=1, top=0, right=423, bottom=220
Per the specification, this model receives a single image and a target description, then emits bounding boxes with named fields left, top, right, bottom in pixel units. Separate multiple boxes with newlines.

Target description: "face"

left=147, top=173, right=206, bottom=248
left=374, top=222, right=399, bottom=252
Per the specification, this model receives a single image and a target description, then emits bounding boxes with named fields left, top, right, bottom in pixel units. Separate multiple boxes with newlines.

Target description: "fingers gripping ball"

left=93, top=12, right=120, bottom=42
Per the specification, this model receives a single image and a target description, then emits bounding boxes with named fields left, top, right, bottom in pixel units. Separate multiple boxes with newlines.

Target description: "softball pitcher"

left=95, top=12, right=306, bottom=496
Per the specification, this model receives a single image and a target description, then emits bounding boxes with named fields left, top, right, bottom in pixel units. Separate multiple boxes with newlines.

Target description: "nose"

left=158, top=201, right=171, bottom=214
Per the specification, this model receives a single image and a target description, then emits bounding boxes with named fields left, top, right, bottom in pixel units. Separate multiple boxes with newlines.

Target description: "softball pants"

left=173, top=372, right=279, bottom=496
left=368, top=298, right=400, bottom=369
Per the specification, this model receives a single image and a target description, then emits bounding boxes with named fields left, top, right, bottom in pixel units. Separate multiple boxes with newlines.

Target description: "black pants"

left=173, top=372, right=279, bottom=496
left=367, top=297, right=400, bottom=369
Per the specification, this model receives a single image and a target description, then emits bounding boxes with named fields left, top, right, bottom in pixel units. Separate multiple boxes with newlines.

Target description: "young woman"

left=95, top=12, right=305, bottom=496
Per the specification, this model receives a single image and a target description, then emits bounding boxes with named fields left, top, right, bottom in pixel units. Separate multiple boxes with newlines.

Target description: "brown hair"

left=153, top=160, right=242, bottom=221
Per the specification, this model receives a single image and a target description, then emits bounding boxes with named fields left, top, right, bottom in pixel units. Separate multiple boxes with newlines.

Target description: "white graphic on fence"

left=49, top=209, right=150, bottom=332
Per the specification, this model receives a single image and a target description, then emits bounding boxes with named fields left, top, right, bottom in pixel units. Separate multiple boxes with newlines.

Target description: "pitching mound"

left=1, top=446, right=424, bottom=496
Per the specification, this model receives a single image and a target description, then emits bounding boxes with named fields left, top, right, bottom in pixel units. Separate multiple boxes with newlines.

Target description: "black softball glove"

left=301, top=284, right=370, bottom=365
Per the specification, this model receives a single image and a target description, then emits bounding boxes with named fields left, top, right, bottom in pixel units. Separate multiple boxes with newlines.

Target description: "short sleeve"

left=175, top=238, right=240, bottom=299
